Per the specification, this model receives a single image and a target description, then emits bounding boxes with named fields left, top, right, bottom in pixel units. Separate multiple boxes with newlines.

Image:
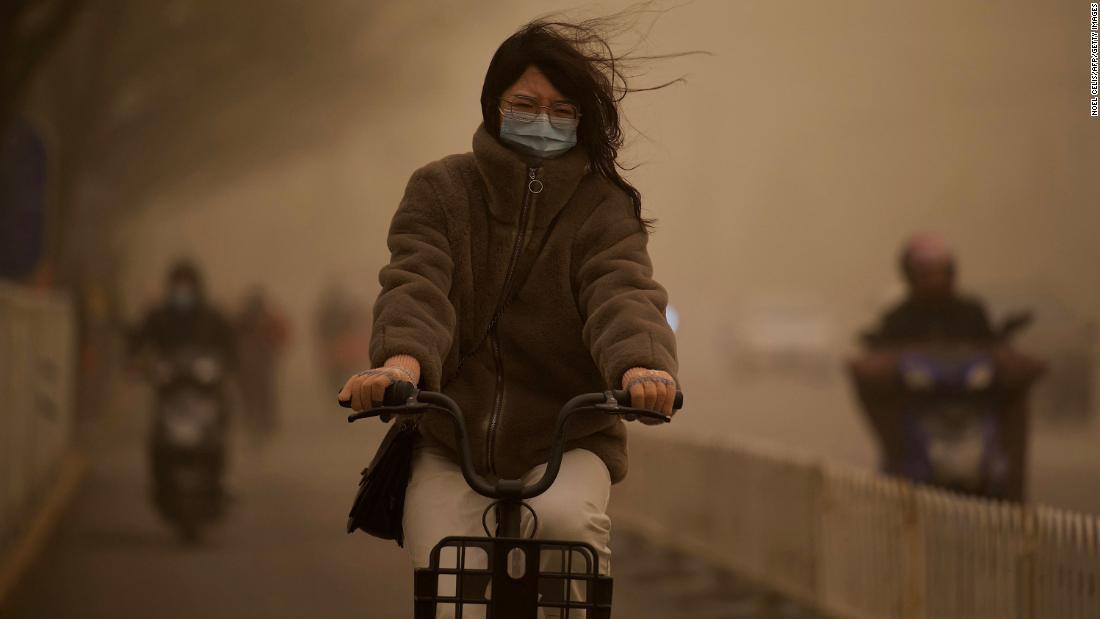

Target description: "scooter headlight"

left=902, top=365, right=934, bottom=390
left=193, top=356, right=222, bottom=385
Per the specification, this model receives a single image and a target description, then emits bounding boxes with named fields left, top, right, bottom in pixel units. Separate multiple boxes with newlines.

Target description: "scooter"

left=893, top=346, right=1008, bottom=495
left=849, top=312, right=1043, bottom=500
left=148, top=347, right=229, bottom=542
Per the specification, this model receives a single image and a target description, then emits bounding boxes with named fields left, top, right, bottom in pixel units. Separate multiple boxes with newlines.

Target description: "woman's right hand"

left=337, top=355, right=421, bottom=411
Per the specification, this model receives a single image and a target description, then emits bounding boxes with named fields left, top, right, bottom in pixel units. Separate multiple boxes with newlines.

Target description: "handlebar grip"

left=337, top=379, right=419, bottom=409
left=384, top=380, right=418, bottom=406
left=610, top=389, right=684, bottom=411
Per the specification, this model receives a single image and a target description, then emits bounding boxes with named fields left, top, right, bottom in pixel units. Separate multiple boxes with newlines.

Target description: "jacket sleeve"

left=573, top=196, right=678, bottom=389
left=369, top=167, right=457, bottom=390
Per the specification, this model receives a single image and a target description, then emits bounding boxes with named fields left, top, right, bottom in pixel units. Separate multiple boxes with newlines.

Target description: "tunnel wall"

left=0, top=285, right=75, bottom=571
left=612, top=431, right=1100, bottom=619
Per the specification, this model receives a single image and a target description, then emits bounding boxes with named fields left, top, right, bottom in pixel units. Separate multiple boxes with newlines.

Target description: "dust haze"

left=61, top=1, right=1097, bottom=506
left=6, top=0, right=1099, bottom=615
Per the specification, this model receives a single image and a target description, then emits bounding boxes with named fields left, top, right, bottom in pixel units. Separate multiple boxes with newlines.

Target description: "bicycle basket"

left=413, top=536, right=612, bottom=618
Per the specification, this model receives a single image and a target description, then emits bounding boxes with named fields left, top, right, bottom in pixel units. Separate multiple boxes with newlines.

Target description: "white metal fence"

left=0, top=283, right=75, bottom=559
left=613, top=432, right=1100, bottom=619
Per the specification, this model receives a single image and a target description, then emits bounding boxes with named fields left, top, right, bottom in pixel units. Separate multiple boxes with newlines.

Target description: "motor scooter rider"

left=849, top=234, right=1042, bottom=500
left=129, top=260, right=238, bottom=508
left=869, top=233, right=993, bottom=347
left=129, top=260, right=237, bottom=366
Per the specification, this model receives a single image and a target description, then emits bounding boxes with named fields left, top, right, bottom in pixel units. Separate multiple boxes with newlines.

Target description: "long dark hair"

left=480, top=4, right=701, bottom=230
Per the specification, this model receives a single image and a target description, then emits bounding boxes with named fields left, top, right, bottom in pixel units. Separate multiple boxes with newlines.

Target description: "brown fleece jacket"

left=369, top=124, right=678, bottom=483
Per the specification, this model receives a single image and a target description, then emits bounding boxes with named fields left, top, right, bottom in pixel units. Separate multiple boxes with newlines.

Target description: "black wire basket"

left=414, top=536, right=613, bottom=618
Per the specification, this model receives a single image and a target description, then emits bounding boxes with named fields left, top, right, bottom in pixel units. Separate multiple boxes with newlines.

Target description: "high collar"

left=472, top=123, right=589, bottom=227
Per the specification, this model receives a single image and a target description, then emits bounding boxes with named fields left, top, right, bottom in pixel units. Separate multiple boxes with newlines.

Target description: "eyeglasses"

left=498, top=96, right=581, bottom=129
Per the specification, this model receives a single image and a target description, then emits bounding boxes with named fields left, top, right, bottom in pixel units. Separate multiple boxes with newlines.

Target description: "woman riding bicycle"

left=337, top=12, right=681, bottom=590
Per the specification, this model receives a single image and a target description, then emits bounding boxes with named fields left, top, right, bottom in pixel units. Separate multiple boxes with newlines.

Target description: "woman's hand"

left=337, top=354, right=421, bottom=411
left=621, top=367, right=677, bottom=420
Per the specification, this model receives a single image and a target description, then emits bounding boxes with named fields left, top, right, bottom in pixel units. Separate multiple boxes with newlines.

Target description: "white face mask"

left=499, top=113, right=578, bottom=159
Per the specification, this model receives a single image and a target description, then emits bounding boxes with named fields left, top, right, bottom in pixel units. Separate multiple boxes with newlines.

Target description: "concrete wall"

left=0, top=285, right=75, bottom=562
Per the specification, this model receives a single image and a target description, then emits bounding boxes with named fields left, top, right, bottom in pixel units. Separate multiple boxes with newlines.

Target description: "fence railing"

left=612, top=431, right=1100, bottom=619
left=0, top=283, right=75, bottom=560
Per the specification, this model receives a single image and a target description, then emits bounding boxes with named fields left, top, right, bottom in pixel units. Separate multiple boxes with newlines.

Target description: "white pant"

left=403, top=444, right=612, bottom=618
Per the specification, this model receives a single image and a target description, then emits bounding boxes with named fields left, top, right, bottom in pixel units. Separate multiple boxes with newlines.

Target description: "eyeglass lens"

left=502, top=98, right=579, bottom=127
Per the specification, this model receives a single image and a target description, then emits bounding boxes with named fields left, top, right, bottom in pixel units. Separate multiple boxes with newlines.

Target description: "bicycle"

left=343, top=381, right=683, bottom=618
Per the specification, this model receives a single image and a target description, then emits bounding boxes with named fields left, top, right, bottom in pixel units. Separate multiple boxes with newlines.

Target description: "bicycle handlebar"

left=340, top=383, right=683, bottom=500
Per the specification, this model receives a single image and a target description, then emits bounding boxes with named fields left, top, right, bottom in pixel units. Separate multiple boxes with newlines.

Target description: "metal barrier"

left=613, top=432, right=1100, bottom=619
left=0, top=283, right=75, bottom=560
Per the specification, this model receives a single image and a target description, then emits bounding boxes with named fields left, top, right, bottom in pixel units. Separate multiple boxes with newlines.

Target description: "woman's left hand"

left=621, top=367, right=677, bottom=419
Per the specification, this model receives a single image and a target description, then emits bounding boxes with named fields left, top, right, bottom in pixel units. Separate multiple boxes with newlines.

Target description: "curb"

left=0, top=452, right=87, bottom=609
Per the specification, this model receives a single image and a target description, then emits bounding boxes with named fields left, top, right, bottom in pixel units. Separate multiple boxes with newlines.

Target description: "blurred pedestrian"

left=314, top=283, right=372, bottom=393
left=235, top=288, right=289, bottom=438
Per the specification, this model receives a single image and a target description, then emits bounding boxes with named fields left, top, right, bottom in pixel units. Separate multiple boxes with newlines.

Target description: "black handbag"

left=347, top=419, right=419, bottom=546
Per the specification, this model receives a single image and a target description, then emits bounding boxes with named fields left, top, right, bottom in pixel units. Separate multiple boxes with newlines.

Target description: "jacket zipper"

left=486, top=166, right=541, bottom=475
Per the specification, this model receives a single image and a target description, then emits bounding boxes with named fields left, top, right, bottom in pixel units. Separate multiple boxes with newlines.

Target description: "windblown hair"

left=480, top=4, right=702, bottom=231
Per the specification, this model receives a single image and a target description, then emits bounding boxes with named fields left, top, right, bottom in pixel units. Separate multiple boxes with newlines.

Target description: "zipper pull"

left=528, top=167, right=543, bottom=194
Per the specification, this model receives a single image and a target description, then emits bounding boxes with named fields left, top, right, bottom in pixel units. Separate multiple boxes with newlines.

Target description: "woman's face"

left=499, top=65, right=575, bottom=118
